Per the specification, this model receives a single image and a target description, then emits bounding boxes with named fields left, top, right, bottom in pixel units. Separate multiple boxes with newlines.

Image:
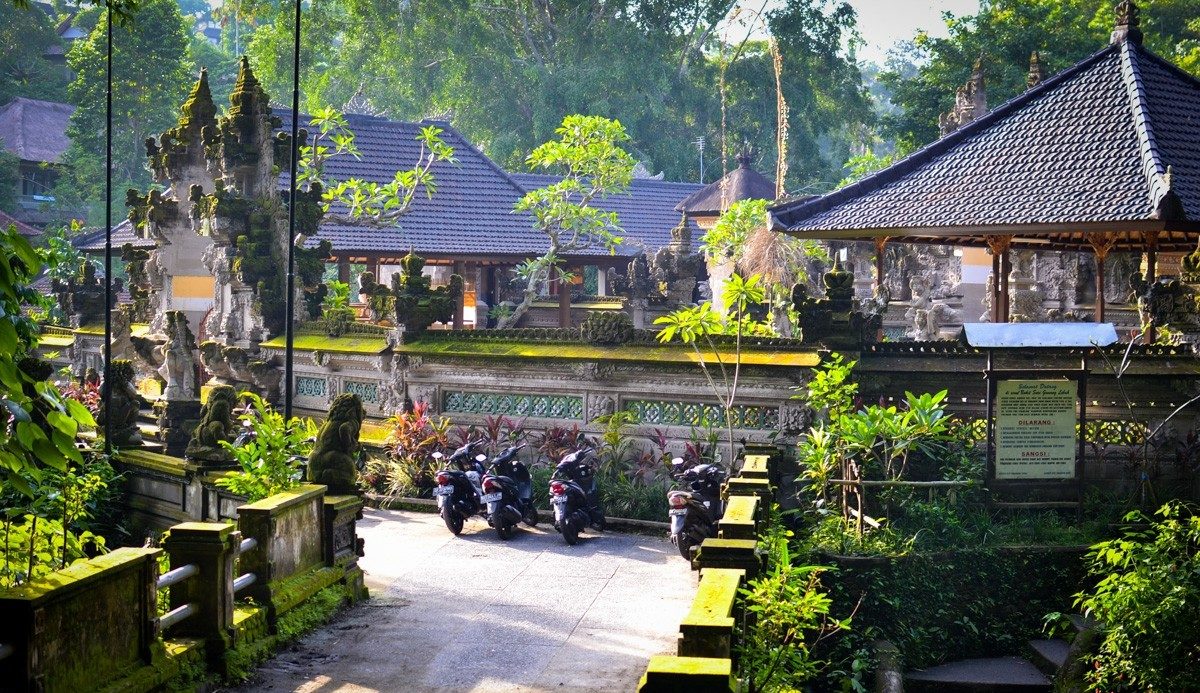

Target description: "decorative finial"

left=1112, top=0, right=1143, bottom=45
left=735, top=143, right=753, bottom=169
left=1026, top=51, right=1044, bottom=89
left=343, top=84, right=386, bottom=117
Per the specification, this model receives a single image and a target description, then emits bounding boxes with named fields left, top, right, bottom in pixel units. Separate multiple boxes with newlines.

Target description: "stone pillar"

left=162, top=522, right=239, bottom=660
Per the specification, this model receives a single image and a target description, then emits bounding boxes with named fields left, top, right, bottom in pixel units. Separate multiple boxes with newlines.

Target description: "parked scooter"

left=549, top=447, right=606, bottom=545
left=667, top=457, right=727, bottom=560
left=433, top=439, right=487, bottom=535
left=481, top=444, right=538, bottom=539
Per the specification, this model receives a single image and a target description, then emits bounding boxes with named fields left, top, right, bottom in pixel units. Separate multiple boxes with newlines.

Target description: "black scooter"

left=481, top=444, right=539, bottom=540
left=549, top=447, right=606, bottom=545
left=433, top=439, right=487, bottom=535
left=667, top=458, right=727, bottom=560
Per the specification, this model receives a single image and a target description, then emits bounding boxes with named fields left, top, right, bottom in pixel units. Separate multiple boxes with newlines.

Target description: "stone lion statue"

left=184, top=384, right=237, bottom=463
left=307, top=393, right=364, bottom=494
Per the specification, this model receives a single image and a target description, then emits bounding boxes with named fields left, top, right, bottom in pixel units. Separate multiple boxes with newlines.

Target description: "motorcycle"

left=549, top=447, right=606, bottom=545
left=481, top=444, right=539, bottom=539
left=432, top=439, right=488, bottom=535
left=667, top=457, right=727, bottom=560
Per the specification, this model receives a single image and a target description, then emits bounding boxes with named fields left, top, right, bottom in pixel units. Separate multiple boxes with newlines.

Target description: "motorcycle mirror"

left=432, top=451, right=444, bottom=460
left=671, top=457, right=684, bottom=466
left=475, top=453, right=487, bottom=462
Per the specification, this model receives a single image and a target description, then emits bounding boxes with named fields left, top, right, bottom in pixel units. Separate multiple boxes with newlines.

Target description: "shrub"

left=1074, top=501, right=1200, bottom=692
left=376, top=401, right=451, bottom=497
left=214, top=393, right=317, bottom=502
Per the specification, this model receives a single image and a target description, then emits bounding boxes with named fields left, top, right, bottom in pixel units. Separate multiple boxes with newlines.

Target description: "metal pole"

left=102, top=3, right=114, bottom=457
left=283, top=0, right=302, bottom=421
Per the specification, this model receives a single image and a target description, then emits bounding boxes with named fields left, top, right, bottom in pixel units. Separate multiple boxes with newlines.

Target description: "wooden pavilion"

left=770, top=1, right=1200, bottom=328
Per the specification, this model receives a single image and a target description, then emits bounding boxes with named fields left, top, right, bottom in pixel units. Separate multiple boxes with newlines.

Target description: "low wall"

left=0, top=548, right=159, bottom=693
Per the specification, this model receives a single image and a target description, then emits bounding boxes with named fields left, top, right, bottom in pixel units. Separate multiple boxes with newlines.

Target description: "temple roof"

left=770, top=20, right=1200, bottom=252
left=83, top=112, right=702, bottom=260
left=675, top=151, right=777, bottom=216
left=0, top=97, right=74, bottom=164
left=511, top=173, right=703, bottom=251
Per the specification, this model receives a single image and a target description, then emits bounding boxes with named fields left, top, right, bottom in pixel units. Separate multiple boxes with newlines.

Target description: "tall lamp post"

left=283, top=0, right=302, bottom=421
left=102, top=1, right=114, bottom=457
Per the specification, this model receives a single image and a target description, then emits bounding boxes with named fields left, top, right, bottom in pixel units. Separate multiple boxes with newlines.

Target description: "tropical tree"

left=497, top=115, right=635, bottom=329
left=60, top=0, right=192, bottom=218
left=0, top=1, right=69, bottom=106
left=881, top=0, right=1200, bottom=150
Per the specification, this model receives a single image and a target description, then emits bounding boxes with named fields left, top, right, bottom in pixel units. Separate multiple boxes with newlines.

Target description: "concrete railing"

left=639, top=452, right=775, bottom=692
left=0, top=481, right=367, bottom=693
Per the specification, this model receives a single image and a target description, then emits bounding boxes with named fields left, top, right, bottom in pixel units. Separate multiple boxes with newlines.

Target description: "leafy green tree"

left=881, top=0, right=1200, bottom=149
left=60, top=0, right=192, bottom=217
left=655, top=272, right=768, bottom=465
left=0, top=1, right=69, bottom=106
left=243, top=0, right=870, bottom=191
left=0, top=148, right=19, bottom=213
left=497, top=115, right=635, bottom=329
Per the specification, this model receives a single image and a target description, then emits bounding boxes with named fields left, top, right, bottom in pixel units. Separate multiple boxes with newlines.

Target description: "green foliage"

left=1075, top=501, right=1200, bottom=692
left=1, top=451, right=119, bottom=588
left=0, top=1, right=69, bottom=106
left=298, top=107, right=456, bottom=227
left=214, top=393, right=317, bottom=502
left=320, top=280, right=355, bottom=336
left=739, top=507, right=851, bottom=693
left=61, top=0, right=192, bottom=217
left=242, top=0, right=870, bottom=190
left=0, top=224, right=95, bottom=500
left=360, top=401, right=450, bottom=498
left=0, top=148, right=19, bottom=215
left=701, top=198, right=767, bottom=263
left=803, top=353, right=858, bottom=421
left=880, top=0, right=1200, bottom=150
left=499, top=115, right=635, bottom=328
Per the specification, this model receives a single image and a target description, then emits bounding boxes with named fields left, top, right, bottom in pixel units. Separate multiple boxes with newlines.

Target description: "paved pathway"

left=231, top=508, right=695, bottom=693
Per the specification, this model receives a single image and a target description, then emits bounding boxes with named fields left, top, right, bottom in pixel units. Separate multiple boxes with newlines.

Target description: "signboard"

left=994, top=379, right=1078, bottom=480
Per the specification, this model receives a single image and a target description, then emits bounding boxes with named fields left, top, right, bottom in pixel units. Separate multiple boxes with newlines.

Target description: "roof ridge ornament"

left=343, top=84, right=386, bottom=117
left=1026, top=51, right=1044, bottom=89
left=735, top=143, right=753, bottom=169
left=938, top=54, right=988, bottom=137
left=1112, top=0, right=1143, bottom=46
left=1153, top=165, right=1187, bottom=221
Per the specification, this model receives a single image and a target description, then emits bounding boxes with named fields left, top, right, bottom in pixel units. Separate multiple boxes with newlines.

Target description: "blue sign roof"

left=961, top=323, right=1119, bottom=348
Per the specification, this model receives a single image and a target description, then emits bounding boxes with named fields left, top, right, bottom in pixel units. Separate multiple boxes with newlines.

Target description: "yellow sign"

left=995, top=379, right=1077, bottom=480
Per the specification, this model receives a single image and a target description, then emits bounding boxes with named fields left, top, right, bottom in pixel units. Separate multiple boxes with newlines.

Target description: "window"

left=21, top=165, right=58, bottom=200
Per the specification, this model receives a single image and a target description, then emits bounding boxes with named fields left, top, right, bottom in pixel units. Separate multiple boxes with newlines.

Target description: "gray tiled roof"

left=510, top=173, right=703, bottom=253
left=770, top=39, right=1200, bottom=250
left=81, top=112, right=702, bottom=259
left=0, top=98, right=73, bottom=164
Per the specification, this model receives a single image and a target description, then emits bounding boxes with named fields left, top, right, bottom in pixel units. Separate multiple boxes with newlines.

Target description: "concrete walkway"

left=230, top=508, right=695, bottom=693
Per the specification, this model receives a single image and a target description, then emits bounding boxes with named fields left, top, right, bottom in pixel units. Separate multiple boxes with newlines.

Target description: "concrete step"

left=1027, top=639, right=1070, bottom=677
left=905, top=656, right=1051, bottom=693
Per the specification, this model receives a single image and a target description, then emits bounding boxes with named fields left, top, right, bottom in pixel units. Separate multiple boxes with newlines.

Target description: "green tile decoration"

left=443, top=390, right=584, bottom=420
left=296, top=376, right=328, bottom=398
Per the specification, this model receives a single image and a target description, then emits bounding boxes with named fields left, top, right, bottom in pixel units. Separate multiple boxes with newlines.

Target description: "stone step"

left=1027, top=639, right=1070, bottom=677
left=905, top=657, right=1051, bottom=693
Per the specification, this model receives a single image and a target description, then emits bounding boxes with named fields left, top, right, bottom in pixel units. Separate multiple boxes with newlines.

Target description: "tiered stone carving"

left=792, top=258, right=884, bottom=347
left=158, top=311, right=198, bottom=402
left=390, top=252, right=463, bottom=340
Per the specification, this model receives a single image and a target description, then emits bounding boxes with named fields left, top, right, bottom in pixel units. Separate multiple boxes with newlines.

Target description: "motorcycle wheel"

left=495, top=515, right=514, bottom=540
left=561, top=517, right=580, bottom=546
left=676, top=531, right=699, bottom=561
left=523, top=507, right=539, bottom=527
left=442, top=506, right=464, bottom=536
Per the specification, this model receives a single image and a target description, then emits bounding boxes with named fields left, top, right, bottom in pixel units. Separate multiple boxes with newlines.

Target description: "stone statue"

left=357, top=271, right=392, bottom=322
left=158, top=311, right=198, bottom=401
left=391, top=253, right=463, bottom=338
left=307, top=393, right=365, bottom=494
left=97, top=359, right=142, bottom=447
left=184, top=384, right=237, bottom=463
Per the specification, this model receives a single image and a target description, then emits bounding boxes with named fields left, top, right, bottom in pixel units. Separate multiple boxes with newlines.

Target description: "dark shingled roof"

left=0, top=98, right=74, bottom=164
left=770, top=36, right=1200, bottom=252
left=510, top=173, right=703, bottom=252
left=74, top=220, right=146, bottom=251
left=0, top=210, right=41, bottom=238
left=82, top=112, right=702, bottom=259
left=676, top=152, right=778, bottom=215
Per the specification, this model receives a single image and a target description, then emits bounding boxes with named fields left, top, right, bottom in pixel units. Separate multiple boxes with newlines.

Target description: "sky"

left=847, top=0, right=981, bottom=64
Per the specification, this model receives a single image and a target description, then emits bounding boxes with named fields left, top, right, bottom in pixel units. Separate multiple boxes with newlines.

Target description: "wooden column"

left=453, top=260, right=465, bottom=330
left=1000, top=247, right=1012, bottom=323
left=558, top=267, right=571, bottom=328
left=984, top=235, right=1012, bottom=323
left=336, top=257, right=350, bottom=284
left=1087, top=232, right=1116, bottom=323
left=1143, top=230, right=1160, bottom=343
left=873, top=237, right=888, bottom=294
